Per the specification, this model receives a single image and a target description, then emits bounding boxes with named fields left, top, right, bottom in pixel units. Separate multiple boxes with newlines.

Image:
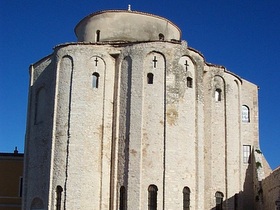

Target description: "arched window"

left=148, top=185, right=158, bottom=210
left=187, top=77, right=193, bottom=88
left=215, top=191, right=224, bottom=210
left=96, top=30, right=100, bottom=42
left=215, top=88, right=222, bottom=102
left=242, top=105, right=250, bottom=122
left=56, top=186, right=63, bottom=210
left=92, top=72, right=100, bottom=88
left=159, top=33, right=164, bottom=41
left=183, top=187, right=190, bottom=210
left=119, top=186, right=126, bottom=210
left=147, top=73, right=154, bottom=84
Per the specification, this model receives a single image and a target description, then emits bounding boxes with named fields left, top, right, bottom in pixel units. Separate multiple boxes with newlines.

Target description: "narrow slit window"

left=183, top=187, right=190, bottom=210
left=148, top=185, right=158, bottom=210
left=215, top=88, right=222, bottom=101
left=96, top=30, right=100, bottom=42
left=56, top=186, right=63, bottom=210
left=92, top=72, right=100, bottom=88
left=147, top=73, right=154, bottom=84
left=187, top=77, right=193, bottom=88
left=215, top=191, right=224, bottom=210
left=242, top=105, right=250, bottom=122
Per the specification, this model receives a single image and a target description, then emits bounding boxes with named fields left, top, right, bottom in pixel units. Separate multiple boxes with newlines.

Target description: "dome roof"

left=74, top=10, right=181, bottom=43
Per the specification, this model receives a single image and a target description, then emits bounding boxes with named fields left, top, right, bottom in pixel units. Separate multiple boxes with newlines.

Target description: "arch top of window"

left=148, top=184, right=158, bottom=191
left=159, top=33, right=164, bottom=41
left=183, top=186, right=190, bottom=193
left=215, top=191, right=224, bottom=198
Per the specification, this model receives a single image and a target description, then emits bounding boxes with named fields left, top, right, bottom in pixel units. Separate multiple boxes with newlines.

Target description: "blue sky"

left=0, top=0, right=279, bottom=170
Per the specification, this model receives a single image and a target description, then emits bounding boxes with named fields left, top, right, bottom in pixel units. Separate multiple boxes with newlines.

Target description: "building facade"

left=23, top=10, right=278, bottom=209
left=0, top=149, right=23, bottom=210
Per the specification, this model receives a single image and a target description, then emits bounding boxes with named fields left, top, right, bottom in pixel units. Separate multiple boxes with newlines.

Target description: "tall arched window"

left=215, top=88, right=222, bottom=102
left=215, top=191, right=224, bottom=210
left=56, top=186, right=63, bottom=210
left=119, top=186, right=126, bottom=210
left=147, top=73, right=154, bottom=84
left=183, top=187, right=190, bottom=210
left=92, top=72, right=100, bottom=88
left=242, top=105, right=250, bottom=122
left=148, top=185, right=158, bottom=210
left=96, top=30, right=100, bottom=42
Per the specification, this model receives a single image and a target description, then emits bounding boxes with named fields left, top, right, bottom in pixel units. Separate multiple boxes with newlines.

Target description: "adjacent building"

left=0, top=148, right=23, bottom=210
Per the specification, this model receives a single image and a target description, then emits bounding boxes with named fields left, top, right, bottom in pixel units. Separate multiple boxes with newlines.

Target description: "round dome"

left=74, top=10, right=181, bottom=43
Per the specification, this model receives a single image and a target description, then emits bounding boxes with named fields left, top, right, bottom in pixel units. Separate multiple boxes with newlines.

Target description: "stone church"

left=22, top=9, right=280, bottom=210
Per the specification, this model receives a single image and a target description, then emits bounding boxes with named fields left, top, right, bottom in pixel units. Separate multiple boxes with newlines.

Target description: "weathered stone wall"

left=261, top=167, right=280, bottom=210
left=23, top=10, right=266, bottom=210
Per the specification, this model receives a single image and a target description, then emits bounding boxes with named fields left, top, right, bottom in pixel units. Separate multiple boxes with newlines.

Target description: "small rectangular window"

left=243, top=145, right=251, bottom=163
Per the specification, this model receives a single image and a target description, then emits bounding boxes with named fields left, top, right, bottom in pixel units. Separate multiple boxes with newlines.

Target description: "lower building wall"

left=261, top=166, right=280, bottom=210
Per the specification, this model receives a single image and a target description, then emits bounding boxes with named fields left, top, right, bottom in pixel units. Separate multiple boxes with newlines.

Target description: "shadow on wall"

left=209, top=150, right=261, bottom=210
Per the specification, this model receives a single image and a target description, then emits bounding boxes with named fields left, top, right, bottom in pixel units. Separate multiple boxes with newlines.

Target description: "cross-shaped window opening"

left=152, top=56, right=157, bottom=68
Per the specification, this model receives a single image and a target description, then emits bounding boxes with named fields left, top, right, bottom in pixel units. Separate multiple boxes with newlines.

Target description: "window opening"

left=147, top=73, right=154, bottom=84
left=215, top=191, right=224, bottom=210
left=152, top=56, right=157, bottom=68
left=148, top=185, right=158, bottom=210
left=92, top=72, right=100, bottom=88
left=187, top=77, right=193, bottom=88
left=56, top=186, right=63, bottom=210
left=215, top=88, right=222, bottom=102
left=243, top=145, right=251, bottom=163
left=242, top=105, right=250, bottom=122
left=96, top=30, right=100, bottom=42
left=119, top=186, right=126, bottom=210
left=159, top=33, right=164, bottom=41
left=183, top=187, right=190, bottom=210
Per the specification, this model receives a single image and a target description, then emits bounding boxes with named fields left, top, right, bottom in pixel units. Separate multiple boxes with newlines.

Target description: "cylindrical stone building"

left=23, top=10, right=264, bottom=210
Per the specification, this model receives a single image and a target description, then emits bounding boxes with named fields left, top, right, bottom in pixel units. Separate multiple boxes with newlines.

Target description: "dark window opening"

left=148, top=185, right=158, bottom=210
left=187, top=77, right=193, bottom=88
left=147, top=73, right=154, bottom=84
left=159, top=33, right=164, bottom=41
left=56, top=186, right=63, bottom=210
left=183, top=187, right=190, bottom=210
left=96, top=30, right=100, bottom=42
left=119, top=186, right=126, bottom=210
left=92, top=72, right=100, bottom=88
